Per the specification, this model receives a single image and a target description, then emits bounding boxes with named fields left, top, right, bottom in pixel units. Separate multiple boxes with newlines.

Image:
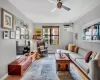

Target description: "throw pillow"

left=68, top=44, right=75, bottom=51
left=74, top=46, right=79, bottom=53
left=39, top=45, right=44, bottom=50
left=71, top=46, right=76, bottom=52
left=65, top=45, right=68, bottom=50
left=85, top=51, right=92, bottom=63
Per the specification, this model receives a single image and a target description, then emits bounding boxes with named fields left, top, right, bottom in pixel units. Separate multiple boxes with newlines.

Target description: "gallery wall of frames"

left=1, top=8, right=29, bottom=40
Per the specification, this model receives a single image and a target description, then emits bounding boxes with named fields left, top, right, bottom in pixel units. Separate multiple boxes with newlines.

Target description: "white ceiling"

left=8, top=0, right=100, bottom=23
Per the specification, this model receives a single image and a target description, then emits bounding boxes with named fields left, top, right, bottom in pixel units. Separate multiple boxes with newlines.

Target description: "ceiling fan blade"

left=62, top=5, right=70, bottom=11
left=51, top=8, right=57, bottom=12
left=48, top=0, right=57, bottom=4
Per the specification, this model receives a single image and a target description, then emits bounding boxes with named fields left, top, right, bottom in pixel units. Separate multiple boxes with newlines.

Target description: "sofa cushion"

left=78, top=48, right=90, bottom=57
left=69, top=54, right=84, bottom=61
left=76, top=59, right=89, bottom=74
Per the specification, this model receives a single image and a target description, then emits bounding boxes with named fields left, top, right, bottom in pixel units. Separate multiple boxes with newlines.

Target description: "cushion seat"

left=76, top=59, right=89, bottom=74
left=69, top=54, right=84, bottom=61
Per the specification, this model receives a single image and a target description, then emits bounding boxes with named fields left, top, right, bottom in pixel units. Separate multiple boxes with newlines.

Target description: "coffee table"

left=55, top=53, right=70, bottom=71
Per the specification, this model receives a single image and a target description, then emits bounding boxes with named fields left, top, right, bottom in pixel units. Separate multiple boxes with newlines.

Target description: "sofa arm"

left=88, top=59, right=100, bottom=80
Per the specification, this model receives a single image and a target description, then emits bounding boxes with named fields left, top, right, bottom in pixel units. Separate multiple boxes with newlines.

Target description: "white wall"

left=73, top=5, right=100, bottom=52
left=34, top=23, right=73, bottom=53
left=0, top=0, right=34, bottom=78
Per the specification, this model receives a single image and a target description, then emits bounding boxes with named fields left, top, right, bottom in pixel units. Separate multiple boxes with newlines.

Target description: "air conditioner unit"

left=64, top=25, right=70, bottom=29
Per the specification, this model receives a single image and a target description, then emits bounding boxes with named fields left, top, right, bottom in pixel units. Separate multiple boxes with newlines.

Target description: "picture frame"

left=10, top=31, right=15, bottom=39
left=25, top=35, right=29, bottom=39
left=16, top=34, right=20, bottom=39
left=20, top=35, right=25, bottom=39
left=75, top=33, right=78, bottom=39
left=16, top=26, right=20, bottom=35
left=3, top=31, right=9, bottom=39
left=25, top=30, right=29, bottom=35
left=21, top=28, right=25, bottom=35
left=1, top=8, right=13, bottom=29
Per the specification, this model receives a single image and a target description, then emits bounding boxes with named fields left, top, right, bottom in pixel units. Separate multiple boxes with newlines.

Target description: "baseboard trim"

left=0, top=73, right=8, bottom=80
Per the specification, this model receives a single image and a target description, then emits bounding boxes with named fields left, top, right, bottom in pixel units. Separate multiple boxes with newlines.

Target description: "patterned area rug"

left=58, top=71, right=73, bottom=80
left=21, top=54, right=73, bottom=80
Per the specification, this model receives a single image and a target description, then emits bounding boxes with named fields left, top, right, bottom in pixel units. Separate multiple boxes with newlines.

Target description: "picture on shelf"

left=3, top=31, right=9, bottom=39
left=1, top=8, right=13, bottom=29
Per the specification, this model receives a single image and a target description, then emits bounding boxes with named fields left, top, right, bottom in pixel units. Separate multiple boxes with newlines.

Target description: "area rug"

left=21, top=54, right=73, bottom=80
left=57, top=71, right=73, bottom=80
left=21, top=55, right=59, bottom=80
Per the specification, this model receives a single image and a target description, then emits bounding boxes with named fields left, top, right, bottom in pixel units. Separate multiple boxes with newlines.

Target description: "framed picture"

left=1, top=8, right=13, bottom=29
left=25, top=35, right=29, bottom=39
left=21, top=28, right=25, bottom=35
left=16, top=26, right=20, bottom=31
left=75, top=33, right=78, bottom=39
left=3, top=31, right=9, bottom=39
left=20, top=35, right=25, bottom=39
left=16, top=26, right=20, bottom=34
left=25, top=30, right=29, bottom=35
left=16, top=34, right=20, bottom=39
left=10, top=31, right=15, bottom=39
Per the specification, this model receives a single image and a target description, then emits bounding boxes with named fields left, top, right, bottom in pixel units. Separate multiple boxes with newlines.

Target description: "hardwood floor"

left=4, top=75, right=21, bottom=80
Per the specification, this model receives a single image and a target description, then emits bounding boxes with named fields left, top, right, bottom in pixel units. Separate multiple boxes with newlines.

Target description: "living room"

left=0, top=0, right=100, bottom=80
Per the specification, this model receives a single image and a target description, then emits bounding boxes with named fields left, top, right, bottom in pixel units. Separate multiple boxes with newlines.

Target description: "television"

left=82, top=22, right=100, bottom=42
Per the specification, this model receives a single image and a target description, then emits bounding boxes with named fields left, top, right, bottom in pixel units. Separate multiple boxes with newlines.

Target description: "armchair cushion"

left=39, top=45, right=44, bottom=50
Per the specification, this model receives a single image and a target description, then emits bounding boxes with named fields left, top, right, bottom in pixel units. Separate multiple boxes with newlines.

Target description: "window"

left=42, top=26, right=59, bottom=45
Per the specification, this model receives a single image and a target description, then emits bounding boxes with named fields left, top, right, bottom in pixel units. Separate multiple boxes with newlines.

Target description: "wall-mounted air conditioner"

left=63, top=25, right=70, bottom=29
left=63, top=24, right=73, bottom=32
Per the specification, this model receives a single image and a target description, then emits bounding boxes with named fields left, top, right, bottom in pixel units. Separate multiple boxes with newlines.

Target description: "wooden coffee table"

left=55, top=53, right=70, bottom=71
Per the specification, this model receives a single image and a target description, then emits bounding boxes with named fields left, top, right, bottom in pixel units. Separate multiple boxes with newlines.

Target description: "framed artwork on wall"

left=10, top=31, right=15, bottom=39
left=1, top=8, right=13, bottom=29
left=21, top=28, right=25, bottom=35
left=16, top=34, right=20, bottom=39
left=25, top=30, right=29, bottom=35
left=25, top=35, right=29, bottom=39
left=20, top=35, right=24, bottom=39
left=75, top=33, right=78, bottom=39
left=3, top=31, right=9, bottom=39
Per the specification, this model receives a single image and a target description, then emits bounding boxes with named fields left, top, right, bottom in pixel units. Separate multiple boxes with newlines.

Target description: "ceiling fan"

left=48, top=0, right=71, bottom=12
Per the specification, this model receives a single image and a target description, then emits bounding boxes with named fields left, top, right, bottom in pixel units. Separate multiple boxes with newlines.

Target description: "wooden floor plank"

left=4, top=75, right=21, bottom=80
